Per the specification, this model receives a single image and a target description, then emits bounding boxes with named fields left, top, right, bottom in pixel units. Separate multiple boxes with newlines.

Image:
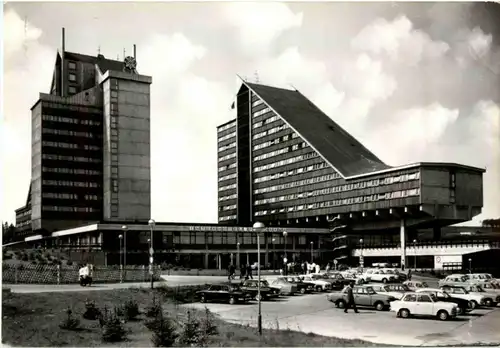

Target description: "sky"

left=2, top=2, right=499, bottom=227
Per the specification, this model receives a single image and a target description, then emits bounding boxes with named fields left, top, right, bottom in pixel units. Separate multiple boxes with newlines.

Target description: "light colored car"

left=438, top=274, right=470, bottom=288
left=403, top=280, right=429, bottom=291
left=439, top=286, right=487, bottom=309
left=467, top=273, right=499, bottom=285
left=327, top=285, right=395, bottom=311
left=370, top=284, right=408, bottom=300
left=361, top=269, right=395, bottom=283
left=459, top=284, right=498, bottom=307
left=391, top=292, right=458, bottom=321
left=415, top=288, right=472, bottom=315
left=380, top=268, right=405, bottom=282
left=269, top=277, right=297, bottom=295
left=299, top=274, right=332, bottom=292
left=476, top=282, right=500, bottom=293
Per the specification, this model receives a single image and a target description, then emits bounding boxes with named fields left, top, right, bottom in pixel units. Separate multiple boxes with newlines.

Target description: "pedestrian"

left=302, top=262, right=306, bottom=275
left=246, top=264, right=253, bottom=279
left=326, top=263, right=331, bottom=273
left=228, top=264, right=235, bottom=281
left=344, top=282, right=359, bottom=313
left=407, top=269, right=412, bottom=281
left=240, top=264, right=246, bottom=280
left=315, top=263, right=320, bottom=274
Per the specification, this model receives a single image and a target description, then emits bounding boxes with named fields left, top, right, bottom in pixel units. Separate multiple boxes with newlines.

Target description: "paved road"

left=184, top=293, right=500, bottom=346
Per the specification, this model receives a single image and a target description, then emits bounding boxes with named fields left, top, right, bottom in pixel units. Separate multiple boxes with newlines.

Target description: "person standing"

left=246, top=264, right=253, bottom=279
left=407, top=269, right=412, bottom=281
left=315, top=263, right=320, bottom=274
left=344, top=282, right=359, bottom=313
left=228, top=263, right=235, bottom=281
left=240, top=264, right=246, bottom=280
left=326, top=263, right=331, bottom=273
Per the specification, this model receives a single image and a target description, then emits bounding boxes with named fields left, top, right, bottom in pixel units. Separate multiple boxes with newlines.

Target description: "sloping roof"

left=244, top=82, right=391, bottom=178
left=64, top=51, right=124, bottom=73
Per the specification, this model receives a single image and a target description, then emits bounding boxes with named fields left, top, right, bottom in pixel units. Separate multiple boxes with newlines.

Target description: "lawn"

left=2, top=287, right=385, bottom=347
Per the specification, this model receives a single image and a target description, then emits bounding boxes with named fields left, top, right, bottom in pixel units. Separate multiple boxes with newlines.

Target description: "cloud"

left=223, top=2, right=303, bottom=55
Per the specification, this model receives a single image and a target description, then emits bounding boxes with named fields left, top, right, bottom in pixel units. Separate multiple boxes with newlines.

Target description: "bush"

left=146, top=308, right=178, bottom=347
left=29, top=253, right=36, bottom=261
left=146, top=295, right=162, bottom=318
left=21, top=254, right=29, bottom=261
left=200, top=307, right=218, bottom=338
left=67, top=260, right=73, bottom=266
left=83, top=300, right=101, bottom=320
left=179, top=310, right=201, bottom=346
left=123, top=300, right=140, bottom=321
left=59, top=307, right=80, bottom=331
left=100, top=306, right=127, bottom=343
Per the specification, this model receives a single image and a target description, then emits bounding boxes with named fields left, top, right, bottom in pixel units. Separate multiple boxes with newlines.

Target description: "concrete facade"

left=30, top=103, right=43, bottom=231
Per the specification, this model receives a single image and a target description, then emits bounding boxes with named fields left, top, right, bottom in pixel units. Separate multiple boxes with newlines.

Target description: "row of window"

left=42, top=154, right=101, bottom=163
left=253, top=132, right=299, bottom=151
left=219, top=152, right=237, bottom=162
left=218, top=122, right=236, bottom=133
left=254, top=173, right=337, bottom=196
left=42, top=114, right=101, bottom=126
left=17, top=210, right=31, bottom=217
left=221, top=204, right=237, bottom=211
left=254, top=171, right=420, bottom=196
left=218, top=142, right=236, bottom=153
left=254, top=142, right=308, bottom=162
left=252, top=107, right=272, bottom=119
left=219, top=173, right=237, bottom=182
left=252, top=99, right=264, bottom=108
left=42, top=141, right=100, bottom=151
left=218, top=162, right=237, bottom=172
left=42, top=180, right=100, bottom=187
left=16, top=220, right=31, bottom=228
left=254, top=162, right=331, bottom=184
left=253, top=115, right=280, bottom=129
left=218, top=131, right=236, bottom=143
left=218, top=193, right=237, bottom=202
left=42, top=128, right=97, bottom=138
left=42, top=206, right=97, bottom=213
left=43, top=193, right=78, bottom=199
left=253, top=123, right=289, bottom=140
left=254, top=152, right=318, bottom=173
left=219, top=183, right=237, bottom=192
left=42, top=167, right=101, bottom=175
left=219, top=215, right=237, bottom=221
left=254, top=188, right=421, bottom=216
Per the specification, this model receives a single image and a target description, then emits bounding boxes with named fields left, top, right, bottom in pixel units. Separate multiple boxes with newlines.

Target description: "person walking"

left=240, top=264, right=246, bottom=280
left=246, top=264, right=253, bottom=280
left=326, top=263, right=331, bottom=273
left=228, top=264, right=235, bottom=281
left=344, top=282, right=359, bottom=313
left=407, top=269, right=412, bottom=281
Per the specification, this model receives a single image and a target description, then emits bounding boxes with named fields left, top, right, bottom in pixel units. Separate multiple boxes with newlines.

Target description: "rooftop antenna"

left=133, top=44, right=136, bottom=59
left=61, top=27, right=66, bottom=97
left=123, top=48, right=126, bottom=59
left=288, top=83, right=298, bottom=92
left=254, top=71, right=260, bottom=83
left=97, top=46, right=101, bottom=55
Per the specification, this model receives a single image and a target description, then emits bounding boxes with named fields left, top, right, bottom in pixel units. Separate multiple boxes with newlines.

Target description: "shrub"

left=67, top=260, right=73, bottom=266
left=146, top=308, right=178, bottom=347
left=200, top=307, right=218, bottom=338
left=146, top=294, right=162, bottom=318
left=83, top=300, right=101, bottom=320
left=179, top=310, right=201, bottom=346
left=29, top=253, right=36, bottom=261
left=21, top=254, right=29, bottom=261
left=59, top=307, right=80, bottom=331
left=100, top=306, right=127, bottom=343
left=123, top=300, right=140, bottom=321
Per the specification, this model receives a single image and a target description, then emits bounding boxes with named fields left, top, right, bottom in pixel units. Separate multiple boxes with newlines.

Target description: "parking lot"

left=184, top=288, right=500, bottom=346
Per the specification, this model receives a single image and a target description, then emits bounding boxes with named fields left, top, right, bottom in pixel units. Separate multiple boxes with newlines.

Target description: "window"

left=69, top=73, right=76, bottom=81
left=68, top=61, right=76, bottom=70
left=404, top=294, right=417, bottom=302
left=111, top=90, right=118, bottom=98
left=417, top=295, right=432, bottom=303
left=68, top=86, right=77, bottom=94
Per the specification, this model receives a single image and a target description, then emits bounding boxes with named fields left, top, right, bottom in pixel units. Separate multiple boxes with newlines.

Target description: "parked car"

left=323, top=272, right=351, bottom=289
left=438, top=274, right=470, bottom=288
left=439, top=286, right=487, bottom=309
left=311, top=274, right=343, bottom=289
left=300, top=274, right=332, bottom=292
left=390, top=292, right=458, bottom=321
left=361, top=269, right=396, bottom=283
left=475, top=282, right=500, bottom=293
left=240, top=279, right=279, bottom=300
left=197, top=284, right=252, bottom=304
left=327, top=285, right=395, bottom=311
left=370, top=284, right=408, bottom=300
left=341, top=271, right=366, bottom=284
left=286, top=276, right=315, bottom=294
left=380, top=268, right=405, bottom=282
left=415, top=288, right=471, bottom=315
left=458, top=284, right=498, bottom=307
left=269, top=277, right=298, bottom=295
left=403, top=280, right=429, bottom=291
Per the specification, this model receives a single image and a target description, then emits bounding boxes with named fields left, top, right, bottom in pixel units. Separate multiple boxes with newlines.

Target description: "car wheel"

left=337, top=300, right=346, bottom=309
left=437, top=310, right=449, bottom=321
left=374, top=301, right=385, bottom=311
left=470, top=300, right=478, bottom=309
left=382, top=278, right=388, bottom=284
left=229, top=297, right=236, bottom=305
left=300, top=288, right=306, bottom=294
left=200, top=295, right=206, bottom=303
left=456, top=307, right=463, bottom=315
left=399, top=309, right=410, bottom=318
left=315, top=286, right=322, bottom=292
left=485, top=298, right=494, bottom=307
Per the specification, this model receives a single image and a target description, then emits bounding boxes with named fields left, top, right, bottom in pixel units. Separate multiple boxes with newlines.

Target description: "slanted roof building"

left=217, top=79, right=485, bottom=239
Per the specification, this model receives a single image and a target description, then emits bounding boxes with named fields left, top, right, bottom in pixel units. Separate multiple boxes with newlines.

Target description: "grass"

left=2, top=286, right=384, bottom=347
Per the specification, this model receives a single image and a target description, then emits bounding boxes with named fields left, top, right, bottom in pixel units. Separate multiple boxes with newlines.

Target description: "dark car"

left=240, top=279, right=279, bottom=300
left=287, top=276, right=315, bottom=294
left=324, top=272, right=351, bottom=289
left=197, top=284, right=252, bottom=305
left=417, top=289, right=472, bottom=315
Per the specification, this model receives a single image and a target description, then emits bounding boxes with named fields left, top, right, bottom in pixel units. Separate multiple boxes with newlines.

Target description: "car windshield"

left=230, top=285, right=240, bottom=291
left=366, top=288, right=376, bottom=295
left=441, top=291, right=451, bottom=298
left=471, top=286, right=484, bottom=292
left=429, top=293, right=438, bottom=301
left=485, top=274, right=492, bottom=279
left=287, top=277, right=296, bottom=282
left=401, top=284, right=410, bottom=291
left=385, top=270, right=395, bottom=274
left=383, top=285, right=390, bottom=291
left=422, top=282, right=429, bottom=288
left=261, top=280, right=270, bottom=286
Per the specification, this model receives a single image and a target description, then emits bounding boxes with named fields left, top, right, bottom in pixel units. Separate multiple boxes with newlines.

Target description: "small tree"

left=101, top=306, right=127, bottom=342
left=83, top=300, right=101, bottom=320
left=179, top=310, right=201, bottom=346
left=146, top=294, right=162, bottom=318
left=197, top=307, right=218, bottom=347
left=145, top=307, right=178, bottom=347
left=123, top=300, right=140, bottom=321
left=59, top=307, right=80, bottom=331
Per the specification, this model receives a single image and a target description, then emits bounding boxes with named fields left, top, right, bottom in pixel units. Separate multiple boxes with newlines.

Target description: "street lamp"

left=122, top=225, right=128, bottom=271
left=253, top=221, right=265, bottom=336
left=148, top=219, right=156, bottom=289
left=236, top=242, right=240, bottom=269
left=272, top=238, right=276, bottom=271
left=119, top=234, right=123, bottom=283
left=413, top=239, right=417, bottom=270
left=468, top=258, right=472, bottom=273
left=310, top=241, right=314, bottom=263
left=283, top=231, right=288, bottom=276
left=359, top=238, right=364, bottom=271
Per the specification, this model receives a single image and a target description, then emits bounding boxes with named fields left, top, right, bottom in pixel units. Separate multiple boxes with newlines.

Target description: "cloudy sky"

left=2, top=2, right=499, bottom=226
